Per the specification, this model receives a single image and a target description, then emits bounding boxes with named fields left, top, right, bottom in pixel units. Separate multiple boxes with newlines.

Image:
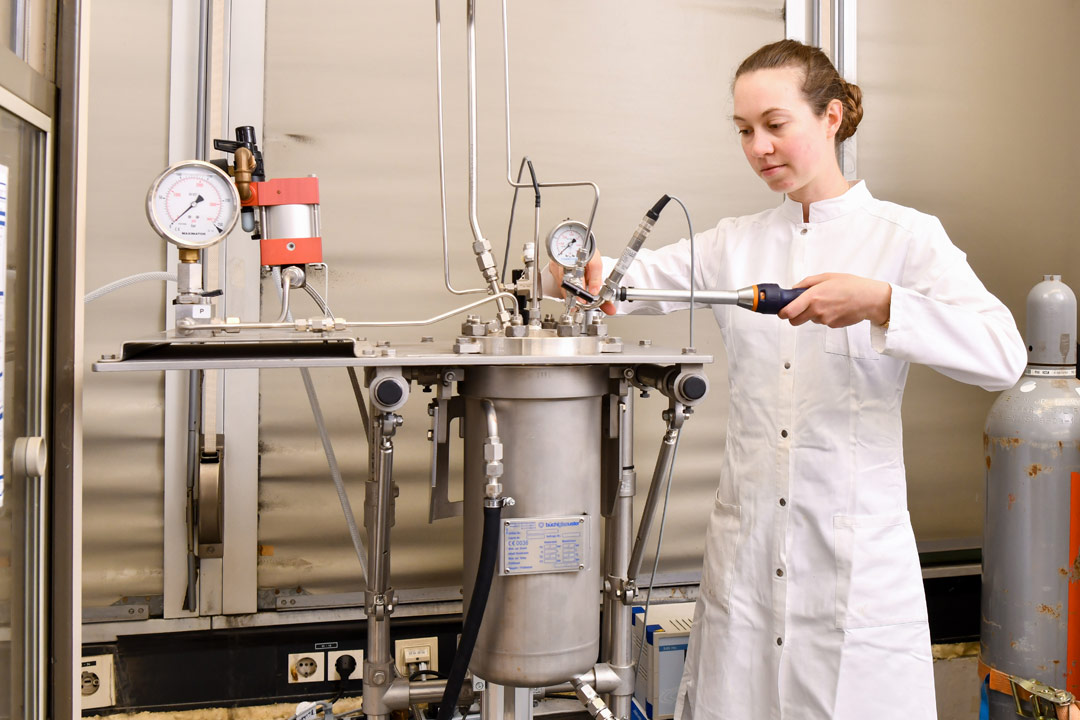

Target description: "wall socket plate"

left=81, top=654, right=116, bottom=710
left=395, top=637, right=439, bottom=675
left=326, top=649, right=365, bottom=681
left=287, top=651, right=326, bottom=683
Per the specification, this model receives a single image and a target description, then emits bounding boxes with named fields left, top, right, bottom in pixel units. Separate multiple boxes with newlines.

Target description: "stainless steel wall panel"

left=81, top=0, right=170, bottom=606
left=255, top=0, right=781, bottom=596
left=858, top=0, right=1080, bottom=545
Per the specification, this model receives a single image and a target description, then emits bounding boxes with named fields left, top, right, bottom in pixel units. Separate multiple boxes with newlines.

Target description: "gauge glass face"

left=546, top=220, right=596, bottom=269
left=147, top=161, right=240, bottom=249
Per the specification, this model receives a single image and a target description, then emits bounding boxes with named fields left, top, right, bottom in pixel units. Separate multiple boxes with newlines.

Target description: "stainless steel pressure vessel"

left=983, top=275, right=1080, bottom=717
left=461, top=364, right=606, bottom=687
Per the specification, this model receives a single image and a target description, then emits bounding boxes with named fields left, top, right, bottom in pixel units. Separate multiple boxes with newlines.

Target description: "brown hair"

left=735, top=39, right=863, bottom=143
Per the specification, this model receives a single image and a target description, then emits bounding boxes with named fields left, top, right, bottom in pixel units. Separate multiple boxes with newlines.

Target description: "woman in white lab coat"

left=558, top=40, right=1026, bottom=720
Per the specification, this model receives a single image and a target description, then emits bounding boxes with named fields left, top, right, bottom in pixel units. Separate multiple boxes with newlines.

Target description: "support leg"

left=364, top=411, right=402, bottom=720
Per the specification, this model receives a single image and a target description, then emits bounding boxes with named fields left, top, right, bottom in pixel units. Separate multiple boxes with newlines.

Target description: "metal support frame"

left=164, top=0, right=265, bottom=619
left=785, top=0, right=857, bottom=179
left=363, top=410, right=402, bottom=720
left=602, top=381, right=636, bottom=718
left=836, top=0, right=857, bottom=180
left=55, top=1, right=88, bottom=716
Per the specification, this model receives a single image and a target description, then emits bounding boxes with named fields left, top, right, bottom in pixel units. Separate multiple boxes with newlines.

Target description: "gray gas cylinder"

left=983, top=275, right=1080, bottom=717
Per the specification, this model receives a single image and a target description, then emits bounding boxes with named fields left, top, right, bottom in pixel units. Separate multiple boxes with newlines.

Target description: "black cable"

left=436, top=504, right=502, bottom=720
left=501, top=157, right=541, bottom=283
left=410, top=669, right=449, bottom=682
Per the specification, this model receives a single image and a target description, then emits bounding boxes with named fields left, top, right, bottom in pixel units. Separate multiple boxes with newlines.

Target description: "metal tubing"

left=371, top=424, right=394, bottom=595
left=364, top=413, right=399, bottom=720
left=602, top=390, right=634, bottom=718
left=274, top=275, right=292, bottom=323
left=499, top=0, right=600, bottom=244
left=627, top=425, right=680, bottom=583
left=195, top=0, right=209, bottom=162
left=176, top=291, right=520, bottom=333
left=833, top=0, right=845, bottom=79
left=811, top=0, right=821, bottom=46
left=433, top=0, right=485, bottom=296
left=183, top=369, right=201, bottom=611
left=572, top=676, right=617, bottom=720
left=531, top=202, right=542, bottom=320
left=185, top=0, right=212, bottom=617
left=465, top=0, right=512, bottom=323
left=196, top=0, right=210, bottom=287
left=607, top=495, right=634, bottom=719
left=348, top=291, right=517, bottom=328
left=621, top=287, right=739, bottom=306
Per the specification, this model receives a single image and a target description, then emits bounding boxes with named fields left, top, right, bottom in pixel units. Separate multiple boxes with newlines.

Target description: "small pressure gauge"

left=546, top=220, right=596, bottom=269
left=146, top=160, right=241, bottom=249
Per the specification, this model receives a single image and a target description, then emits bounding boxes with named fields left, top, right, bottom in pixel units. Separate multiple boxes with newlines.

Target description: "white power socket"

left=287, top=652, right=326, bottom=683
left=81, top=654, right=116, bottom=710
left=395, top=637, right=439, bottom=676
left=326, top=649, right=364, bottom=681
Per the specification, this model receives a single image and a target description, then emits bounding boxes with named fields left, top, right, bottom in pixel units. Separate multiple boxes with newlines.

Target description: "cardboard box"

left=631, top=602, right=695, bottom=720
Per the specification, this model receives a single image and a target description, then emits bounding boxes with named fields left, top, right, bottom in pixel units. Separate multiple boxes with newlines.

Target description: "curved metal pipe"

left=466, top=0, right=513, bottom=325
left=274, top=277, right=292, bottom=323
left=481, top=398, right=499, bottom=440
left=499, top=0, right=600, bottom=246
left=435, top=0, right=485, bottom=296
left=177, top=292, right=519, bottom=333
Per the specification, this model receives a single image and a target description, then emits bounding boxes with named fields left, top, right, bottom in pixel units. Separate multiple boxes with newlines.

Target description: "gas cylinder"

left=983, top=275, right=1080, bottom=717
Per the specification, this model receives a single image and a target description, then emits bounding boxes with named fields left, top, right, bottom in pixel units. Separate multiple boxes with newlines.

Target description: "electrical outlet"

left=395, top=637, right=439, bottom=676
left=326, top=649, right=364, bottom=681
left=287, top=652, right=326, bottom=683
left=81, top=654, right=115, bottom=710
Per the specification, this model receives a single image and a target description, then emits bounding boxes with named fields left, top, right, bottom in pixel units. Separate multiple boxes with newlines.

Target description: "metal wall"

left=254, top=0, right=779, bottom=596
left=858, top=0, right=1080, bottom=545
left=79, top=0, right=1079, bottom=608
left=82, top=0, right=169, bottom=606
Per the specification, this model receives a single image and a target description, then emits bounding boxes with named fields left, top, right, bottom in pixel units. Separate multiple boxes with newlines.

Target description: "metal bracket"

left=1009, top=676, right=1075, bottom=719
left=197, top=434, right=225, bottom=558
left=428, top=395, right=465, bottom=522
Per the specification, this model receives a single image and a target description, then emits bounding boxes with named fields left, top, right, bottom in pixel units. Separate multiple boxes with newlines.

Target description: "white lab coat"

left=614, top=182, right=1025, bottom=720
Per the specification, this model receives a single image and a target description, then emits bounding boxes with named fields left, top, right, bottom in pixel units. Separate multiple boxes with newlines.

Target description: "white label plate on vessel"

left=501, top=516, right=589, bottom=576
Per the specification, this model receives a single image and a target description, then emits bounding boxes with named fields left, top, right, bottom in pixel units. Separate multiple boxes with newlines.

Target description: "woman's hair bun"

left=837, top=81, right=863, bottom=142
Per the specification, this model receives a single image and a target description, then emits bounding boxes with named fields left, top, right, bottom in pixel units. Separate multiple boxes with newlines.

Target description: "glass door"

left=0, top=80, right=54, bottom=720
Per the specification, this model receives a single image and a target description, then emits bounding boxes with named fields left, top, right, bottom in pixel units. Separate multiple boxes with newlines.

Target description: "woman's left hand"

left=778, top=273, right=891, bottom=327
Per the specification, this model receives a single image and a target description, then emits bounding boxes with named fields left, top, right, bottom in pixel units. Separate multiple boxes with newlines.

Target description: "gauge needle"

left=171, top=194, right=205, bottom=225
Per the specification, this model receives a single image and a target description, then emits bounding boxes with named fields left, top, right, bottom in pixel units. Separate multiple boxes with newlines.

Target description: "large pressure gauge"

left=546, top=219, right=596, bottom=269
left=146, top=160, right=241, bottom=249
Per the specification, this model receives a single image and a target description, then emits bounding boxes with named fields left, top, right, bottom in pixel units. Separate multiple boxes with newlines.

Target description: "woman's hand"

left=777, top=273, right=891, bottom=327
left=547, top=254, right=615, bottom=315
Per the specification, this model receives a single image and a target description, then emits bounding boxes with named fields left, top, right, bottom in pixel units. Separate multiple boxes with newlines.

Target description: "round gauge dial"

left=146, top=160, right=240, bottom=249
left=546, top=220, right=596, bottom=269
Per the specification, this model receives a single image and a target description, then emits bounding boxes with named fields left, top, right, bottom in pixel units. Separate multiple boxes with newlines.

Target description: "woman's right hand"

left=548, top=254, right=615, bottom=315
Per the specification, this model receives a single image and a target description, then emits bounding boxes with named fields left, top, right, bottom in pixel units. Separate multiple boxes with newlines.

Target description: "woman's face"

left=732, top=67, right=842, bottom=203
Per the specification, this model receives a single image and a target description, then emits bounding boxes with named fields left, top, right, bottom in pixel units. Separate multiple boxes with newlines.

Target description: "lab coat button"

left=776, top=637, right=784, bottom=646
left=776, top=568, right=784, bottom=577
left=783, top=361, right=791, bottom=370
left=780, top=429, right=788, bottom=438
left=800, top=228, right=808, bottom=235
left=779, top=497, right=787, bottom=507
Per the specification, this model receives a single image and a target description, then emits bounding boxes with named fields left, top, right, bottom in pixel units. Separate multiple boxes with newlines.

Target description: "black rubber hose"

left=437, top=503, right=502, bottom=720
